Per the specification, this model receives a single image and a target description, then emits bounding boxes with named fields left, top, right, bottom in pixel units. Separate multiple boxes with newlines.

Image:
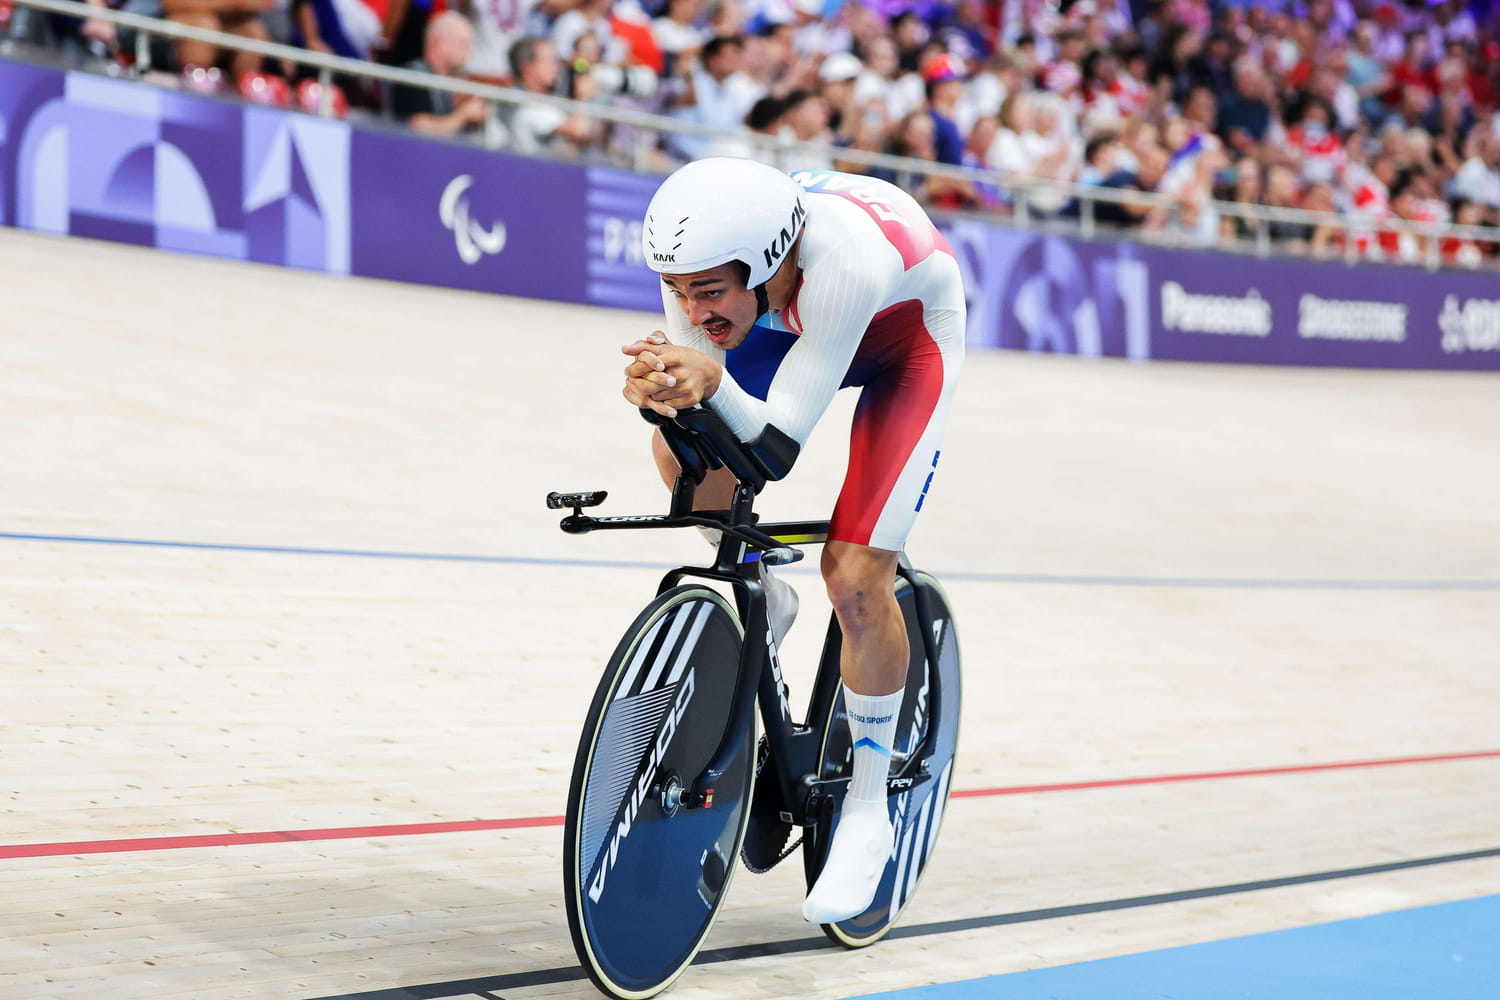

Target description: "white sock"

left=842, top=686, right=901, bottom=803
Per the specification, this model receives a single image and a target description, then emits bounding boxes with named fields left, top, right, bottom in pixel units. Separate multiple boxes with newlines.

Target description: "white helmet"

left=641, top=158, right=808, bottom=291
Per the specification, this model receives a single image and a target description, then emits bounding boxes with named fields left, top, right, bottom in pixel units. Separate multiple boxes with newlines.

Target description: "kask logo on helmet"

left=761, top=198, right=807, bottom=271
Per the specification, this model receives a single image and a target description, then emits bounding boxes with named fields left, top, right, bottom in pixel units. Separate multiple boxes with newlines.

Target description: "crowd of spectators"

left=7, top=0, right=1500, bottom=264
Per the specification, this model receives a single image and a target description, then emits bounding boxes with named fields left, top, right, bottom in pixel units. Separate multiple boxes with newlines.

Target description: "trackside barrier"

left=0, top=53, right=1497, bottom=369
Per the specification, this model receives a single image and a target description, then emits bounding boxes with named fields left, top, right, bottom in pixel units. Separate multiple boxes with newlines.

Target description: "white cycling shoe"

left=802, top=797, right=893, bottom=924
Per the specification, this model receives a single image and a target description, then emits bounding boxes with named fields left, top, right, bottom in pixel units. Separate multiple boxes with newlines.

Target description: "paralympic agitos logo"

left=439, top=175, right=506, bottom=265
left=587, top=669, right=698, bottom=903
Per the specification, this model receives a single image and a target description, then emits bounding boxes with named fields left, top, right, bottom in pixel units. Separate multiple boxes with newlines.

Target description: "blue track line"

left=3, top=531, right=1499, bottom=591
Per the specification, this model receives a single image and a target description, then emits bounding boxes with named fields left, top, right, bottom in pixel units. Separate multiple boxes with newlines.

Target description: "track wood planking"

left=1, top=226, right=1498, bottom=1000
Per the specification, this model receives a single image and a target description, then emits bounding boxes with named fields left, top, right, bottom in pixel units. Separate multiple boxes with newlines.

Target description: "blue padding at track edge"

left=849, top=894, right=1500, bottom=1000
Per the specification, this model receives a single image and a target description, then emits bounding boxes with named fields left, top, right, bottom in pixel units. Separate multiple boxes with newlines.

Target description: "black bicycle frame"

left=556, top=498, right=947, bottom=828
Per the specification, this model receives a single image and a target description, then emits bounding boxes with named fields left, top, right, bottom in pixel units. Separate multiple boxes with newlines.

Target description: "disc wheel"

left=564, top=585, right=755, bottom=999
left=803, top=570, right=962, bottom=947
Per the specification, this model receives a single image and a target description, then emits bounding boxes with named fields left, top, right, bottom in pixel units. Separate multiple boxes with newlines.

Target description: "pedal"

left=546, top=490, right=608, bottom=510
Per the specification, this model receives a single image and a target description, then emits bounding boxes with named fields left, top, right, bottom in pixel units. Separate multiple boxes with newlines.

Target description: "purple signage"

left=1143, top=247, right=1500, bottom=371
left=584, top=167, right=661, bottom=313
left=946, top=224, right=1500, bottom=371
left=0, top=59, right=349, bottom=270
left=348, top=129, right=588, bottom=302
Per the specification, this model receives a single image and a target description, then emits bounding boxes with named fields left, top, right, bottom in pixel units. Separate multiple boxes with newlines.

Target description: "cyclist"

left=621, top=157, right=965, bottom=924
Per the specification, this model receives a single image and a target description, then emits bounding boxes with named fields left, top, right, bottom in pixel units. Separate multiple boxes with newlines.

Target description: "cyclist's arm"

left=708, top=246, right=884, bottom=446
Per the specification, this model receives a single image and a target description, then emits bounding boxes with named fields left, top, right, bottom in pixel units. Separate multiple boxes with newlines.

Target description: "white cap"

left=819, top=51, right=864, bottom=83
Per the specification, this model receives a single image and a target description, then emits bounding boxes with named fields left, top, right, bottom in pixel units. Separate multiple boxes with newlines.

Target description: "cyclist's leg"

left=651, top=429, right=736, bottom=509
left=804, top=305, right=962, bottom=923
left=651, top=429, right=799, bottom=638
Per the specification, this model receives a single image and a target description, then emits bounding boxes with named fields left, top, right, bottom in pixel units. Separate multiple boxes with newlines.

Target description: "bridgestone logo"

left=1438, top=295, right=1500, bottom=353
left=1298, top=294, right=1407, bottom=342
left=1160, top=282, right=1272, bottom=337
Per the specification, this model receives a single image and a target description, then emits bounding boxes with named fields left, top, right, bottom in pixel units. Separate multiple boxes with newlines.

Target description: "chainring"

left=739, top=736, right=795, bottom=873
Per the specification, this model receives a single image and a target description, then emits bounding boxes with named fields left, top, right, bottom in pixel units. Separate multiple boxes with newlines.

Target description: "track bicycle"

left=548, top=407, right=962, bottom=1000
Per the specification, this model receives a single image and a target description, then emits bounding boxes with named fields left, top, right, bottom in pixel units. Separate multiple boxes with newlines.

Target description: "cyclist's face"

left=661, top=265, right=757, bottom=349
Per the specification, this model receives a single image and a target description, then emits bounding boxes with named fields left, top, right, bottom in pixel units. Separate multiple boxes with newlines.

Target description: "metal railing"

left=5, top=0, right=1500, bottom=272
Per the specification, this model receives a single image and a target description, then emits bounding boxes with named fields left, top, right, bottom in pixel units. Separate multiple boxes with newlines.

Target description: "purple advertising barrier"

left=583, top=167, right=661, bottom=313
left=940, top=223, right=1152, bottom=360
left=939, top=220, right=1500, bottom=371
left=348, top=128, right=588, bottom=303
left=1143, top=246, right=1500, bottom=371
left=0, top=59, right=350, bottom=270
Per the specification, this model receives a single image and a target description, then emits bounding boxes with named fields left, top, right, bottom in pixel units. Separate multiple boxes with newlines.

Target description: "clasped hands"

left=622, top=332, right=723, bottom=418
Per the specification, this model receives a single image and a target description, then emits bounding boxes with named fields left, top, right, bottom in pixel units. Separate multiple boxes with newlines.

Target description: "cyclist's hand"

left=623, top=331, right=677, bottom=405
left=639, top=346, right=721, bottom=418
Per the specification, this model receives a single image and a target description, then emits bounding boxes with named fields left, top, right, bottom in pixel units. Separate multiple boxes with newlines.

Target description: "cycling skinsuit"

left=656, top=168, right=966, bottom=552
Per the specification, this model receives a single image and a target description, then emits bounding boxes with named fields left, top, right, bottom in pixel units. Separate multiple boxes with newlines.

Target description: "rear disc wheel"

left=804, top=571, right=962, bottom=948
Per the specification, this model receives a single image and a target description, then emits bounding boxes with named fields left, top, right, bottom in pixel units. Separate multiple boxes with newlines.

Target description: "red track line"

left=949, top=749, right=1500, bottom=799
left=0, top=815, right=565, bottom=861
left=3, top=749, right=1497, bottom=862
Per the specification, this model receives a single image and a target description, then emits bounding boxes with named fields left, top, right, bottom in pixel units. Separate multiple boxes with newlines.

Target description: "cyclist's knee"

left=821, top=542, right=898, bottom=631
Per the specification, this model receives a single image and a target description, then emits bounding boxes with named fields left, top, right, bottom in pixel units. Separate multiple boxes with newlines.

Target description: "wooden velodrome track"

left=2, top=225, right=1498, bottom=1000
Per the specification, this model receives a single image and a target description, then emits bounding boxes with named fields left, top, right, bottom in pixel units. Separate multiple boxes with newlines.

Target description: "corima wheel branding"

left=569, top=587, right=752, bottom=997
left=588, top=668, right=696, bottom=903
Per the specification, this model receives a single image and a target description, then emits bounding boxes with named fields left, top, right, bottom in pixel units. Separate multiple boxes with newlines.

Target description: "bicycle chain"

left=768, top=833, right=804, bottom=869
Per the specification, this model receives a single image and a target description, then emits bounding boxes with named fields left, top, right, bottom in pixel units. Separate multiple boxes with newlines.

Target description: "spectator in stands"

left=1262, top=163, right=1313, bottom=249
left=1220, top=157, right=1263, bottom=244
left=854, top=35, right=921, bottom=121
left=390, top=11, right=486, bottom=137
left=1216, top=58, right=1274, bottom=155
left=551, top=0, right=622, bottom=69
left=1452, top=129, right=1500, bottom=208
left=779, top=87, right=834, bottom=168
left=1070, top=133, right=1135, bottom=228
left=157, top=0, right=272, bottom=82
left=817, top=50, right=864, bottom=145
left=878, top=108, right=937, bottom=193
left=668, top=34, right=763, bottom=159
left=923, top=53, right=966, bottom=166
left=507, top=34, right=601, bottom=157
left=456, top=0, right=568, bottom=82
left=291, top=0, right=381, bottom=61
left=652, top=0, right=707, bottom=75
